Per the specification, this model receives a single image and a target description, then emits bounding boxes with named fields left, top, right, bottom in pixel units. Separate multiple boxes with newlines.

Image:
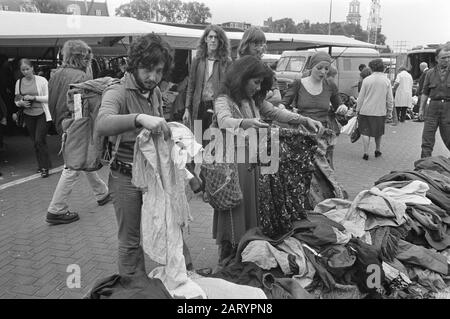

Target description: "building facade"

left=221, top=21, right=251, bottom=31
left=0, top=0, right=109, bottom=16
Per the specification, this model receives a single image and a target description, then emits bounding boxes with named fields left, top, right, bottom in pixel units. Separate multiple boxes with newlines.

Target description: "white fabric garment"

left=207, top=59, right=215, bottom=79
left=276, top=237, right=309, bottom=277
left=241, top=238, right=309, bottom=276
left=394, top=70, right=414, bottom=107
left=193, top=277, right=267, bottom=299
left=132, top=129, right=196, bottom=297
left=375, top=180, right=432, bottom=205
left=316, top=198, right=369, bottom=241
left=168, top=122, right=203, bottom=169
left=241, top=240, right=293, bottom=274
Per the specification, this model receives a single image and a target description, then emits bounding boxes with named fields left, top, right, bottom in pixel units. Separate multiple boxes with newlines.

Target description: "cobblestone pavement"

left=0, top=120, right=448, bottom=298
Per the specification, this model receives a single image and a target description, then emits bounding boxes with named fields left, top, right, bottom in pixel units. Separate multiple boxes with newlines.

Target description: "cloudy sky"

left=107, top=0, right=450, bottom=49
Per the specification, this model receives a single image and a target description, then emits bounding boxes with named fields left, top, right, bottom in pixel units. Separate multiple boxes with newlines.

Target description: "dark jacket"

left=418, top=68, right=429, bottom=96
left=48, top=67, right=91, bottom=135
left=185, top=57, right=231, bottom=120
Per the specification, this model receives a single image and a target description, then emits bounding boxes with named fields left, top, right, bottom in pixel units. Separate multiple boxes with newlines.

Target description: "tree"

left=115, top=0, right=153, bottom=21
left=157, top=0, right=184, bottom=23
left=32, top=0, right=66, bottom=14
left=181, top=1, right=211, bottom=24
left=293, top=18, right=388, bottom=45
left=271, top=18, right=298, bottom=33
left=115, top=0, right=211, bottom=24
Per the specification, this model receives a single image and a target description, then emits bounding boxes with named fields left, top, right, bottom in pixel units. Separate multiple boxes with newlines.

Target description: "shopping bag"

left=350, top=126, right=361, bottom=143
left=340, top=116, right=357, bottom=135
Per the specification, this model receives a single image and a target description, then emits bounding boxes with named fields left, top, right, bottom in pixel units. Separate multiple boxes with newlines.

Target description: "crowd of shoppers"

left=1, top=23, right=448, bottom=282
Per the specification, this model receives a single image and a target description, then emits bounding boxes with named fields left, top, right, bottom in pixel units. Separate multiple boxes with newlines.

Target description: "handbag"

left=200, top=97, right=244, bottom=211
left=15, top=78, right=25, bottom=128
left=350, top=119, right=361, bottom=143
left=201, top=161, right=243, bottom=210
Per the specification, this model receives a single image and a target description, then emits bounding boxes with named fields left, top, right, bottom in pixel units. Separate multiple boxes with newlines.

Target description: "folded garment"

left=396, top=240, right=449, bottom=275
left=406, top=205, right=450, bottom=251
left=241, top=240, right=300, bottom=275
left=375, top=180, right=432, bottom=205
left=408, top=267, right=447, bottom=293
left=414, top=156, right=450, bottom=178
left=86, top=274, right=173, bottom=299
left=262, top=273, right=314, bottom=299
left=376, top=171, right=450, bottom=213
left=193, top=277, right=267, bottom=299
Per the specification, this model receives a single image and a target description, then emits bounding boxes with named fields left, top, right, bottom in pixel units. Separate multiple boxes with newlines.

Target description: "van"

left=261, top=53, right=281, bottom=69
left=275, top=47, right=380, bottom=98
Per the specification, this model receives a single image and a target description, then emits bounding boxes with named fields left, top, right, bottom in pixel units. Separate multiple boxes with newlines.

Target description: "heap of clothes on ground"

left=88, top=124, right=450, bottom=299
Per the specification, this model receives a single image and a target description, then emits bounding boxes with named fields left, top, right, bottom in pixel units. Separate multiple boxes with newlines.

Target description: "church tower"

left=346, top=0, right=361, bottom=25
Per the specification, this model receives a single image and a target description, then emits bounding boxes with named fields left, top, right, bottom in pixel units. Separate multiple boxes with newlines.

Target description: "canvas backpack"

left=59, top=77, right=121, bottom=171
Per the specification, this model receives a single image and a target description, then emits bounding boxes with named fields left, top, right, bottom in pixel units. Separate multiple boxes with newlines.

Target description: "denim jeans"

left=47, top=168, right=109, bottom=214
left=108, top=170, right=147, bottom=276
left=421, top=101, right=450, bottom=158
left=23, top=113, right=51, bottom=169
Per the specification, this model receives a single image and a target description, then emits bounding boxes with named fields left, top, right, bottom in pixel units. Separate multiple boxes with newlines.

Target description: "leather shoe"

left=97, top=193, right=112, bottom=206
left=41, top=169, right=49, bottom=178
left=46, top=211, right=79, bottom=225
left=375, top=150, right=382, bottom=158
left=363, top=154, right=369, bottom=161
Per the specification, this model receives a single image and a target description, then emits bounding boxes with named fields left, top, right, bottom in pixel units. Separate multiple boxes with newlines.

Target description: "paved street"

left=0, top=120, right=448, bottom=299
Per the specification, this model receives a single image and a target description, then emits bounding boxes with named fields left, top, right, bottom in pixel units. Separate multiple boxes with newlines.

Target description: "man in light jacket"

left=46, top=40, right=111, bottom=225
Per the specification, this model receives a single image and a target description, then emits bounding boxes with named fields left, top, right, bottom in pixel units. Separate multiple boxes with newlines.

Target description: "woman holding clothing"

left=212, top=55, right=323, bottom=263
left=281, top=52, right=348, bottom=169
left=14, top=59, right=52, bottom=178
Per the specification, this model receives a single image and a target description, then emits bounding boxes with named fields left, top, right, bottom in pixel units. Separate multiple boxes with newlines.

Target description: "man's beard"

left=133, top=70, right=157, bottom=92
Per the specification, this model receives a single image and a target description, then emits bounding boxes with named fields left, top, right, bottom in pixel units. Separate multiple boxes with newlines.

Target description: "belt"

left=110, top=159, right=133, bottom=177
left=430, top=98, right=450, bottom=103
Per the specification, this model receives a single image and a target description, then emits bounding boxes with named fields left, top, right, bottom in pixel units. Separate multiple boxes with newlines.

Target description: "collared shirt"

left=202, top=58, right=218, bottom=102
left=422, top=66, right=450, bottom=99
left=97, top=72, right=163, bottom=163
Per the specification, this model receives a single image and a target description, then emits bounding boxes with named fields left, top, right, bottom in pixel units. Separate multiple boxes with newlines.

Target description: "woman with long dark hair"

left=14, top=59, right=52, bottom=177
left=212, top=55, right=323, bottom=263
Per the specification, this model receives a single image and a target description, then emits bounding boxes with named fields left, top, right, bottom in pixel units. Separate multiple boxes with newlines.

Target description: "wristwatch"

left=134, top=114, right=142, bottom=128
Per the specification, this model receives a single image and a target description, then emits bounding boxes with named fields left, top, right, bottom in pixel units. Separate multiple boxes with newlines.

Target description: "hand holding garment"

left=132, top=129, right=194, bottom=295
left=258, top=127, right=317, bottom=238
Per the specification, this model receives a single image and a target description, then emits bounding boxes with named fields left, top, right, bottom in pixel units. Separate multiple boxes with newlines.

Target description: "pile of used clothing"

left=199, top=156, right=450, bottom=299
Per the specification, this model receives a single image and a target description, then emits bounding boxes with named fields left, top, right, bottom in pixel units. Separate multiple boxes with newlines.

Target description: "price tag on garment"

left=74, top=93, right=82, bottom=120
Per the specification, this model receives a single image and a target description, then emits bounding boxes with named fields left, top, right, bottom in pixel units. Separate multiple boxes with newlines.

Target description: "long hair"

left=237, top=26, right=266, bottom=58
left=61, top=40, right=93, bottom=72
left=196, top=25, right=230, bottom=63
left=127, top=33, right=173, bottom=76
left=220, top=55, right=273, bottom=105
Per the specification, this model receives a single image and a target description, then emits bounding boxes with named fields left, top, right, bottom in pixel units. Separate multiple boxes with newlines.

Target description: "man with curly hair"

left=46, top=40, right=111, bottom=225
left=183, top=25, right=232, bottom=146
left=96, top=33, right=174, bottom=276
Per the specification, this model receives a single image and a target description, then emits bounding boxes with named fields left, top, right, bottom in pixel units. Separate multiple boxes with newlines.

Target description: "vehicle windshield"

left=276, top=56, right=307, bottom=72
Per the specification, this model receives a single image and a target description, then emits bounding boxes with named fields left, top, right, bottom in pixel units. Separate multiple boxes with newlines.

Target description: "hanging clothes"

left=258, top=127, right=317, bottom=238
left=132, top=129, right=204, bottom=298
